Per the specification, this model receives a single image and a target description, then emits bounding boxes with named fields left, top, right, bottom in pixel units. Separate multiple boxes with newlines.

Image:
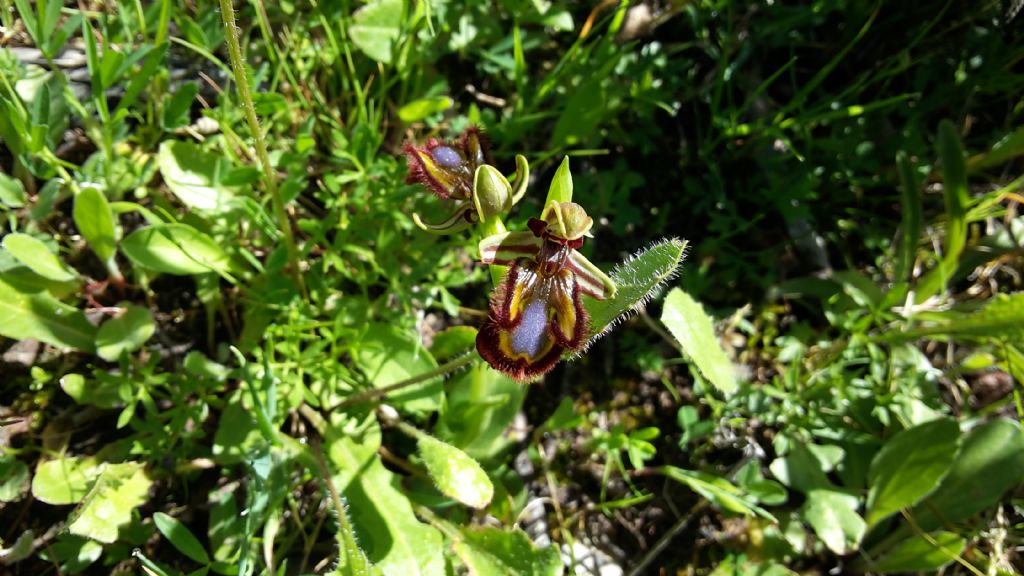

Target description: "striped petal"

left=566, top=250, right=617, bottom=300
left=478, top=232, right=542, bottom=265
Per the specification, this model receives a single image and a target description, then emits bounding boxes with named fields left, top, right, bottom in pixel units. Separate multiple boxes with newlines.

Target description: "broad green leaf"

left=158, top=141, right=235, bottom=212
left=353, top=324, right=443, bottom=414
left=0, top=278, right=97, bottom=352
left=585, top=238, right=687, bottom=339
left=0, top=456, right=30, bottom=502
left=0, top=172, right=27, bottom=208
left=911, top=418, right=1024, bottom=531
left=417, top=434, right=493, bottom=509
left=434, top=362, right=525, bottom=460
left=661, top=466, right=773, bottom=520
left=429, top=326, right=477, bottom=360
left=768, top=443, right=831, bottom=493
left=212, top=397, right=262, bottom=465
left=349, top=0, right=404, bottom=64
left=73, top=187, right=117, bottom=263
left=96, top=305, right=156, bottom=361
left=329, top=429, right=444, bottom=576
left=32, top=456, right=102, bottom=505
left=2, top=233, right=78, bottom=282
left=869, top=531, right=964, bottom=573
left=46, top=534, right=104, bottom=574
left=68, top=462, right=153, bottom=543
left=543, top=156, right=573, bottom=211
left=661, top=287, right=737, bottom=395
left=398, top=96, right=453, bottom=123
left=801, top=489, right=866, bottom=554
left=60, top=373, right=124, bottom=409
left=154, top=512, right=210, bottom=565
left=121, top=223, right=230, bottom=276
left=452, top=527, right=562, bottom=576
left=866, top=418, right=960, bottom=527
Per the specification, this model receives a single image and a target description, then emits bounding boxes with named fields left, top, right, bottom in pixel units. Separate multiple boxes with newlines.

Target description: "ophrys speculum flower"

left=476, top=201, right=616, bottom=381
left=403, top=128, right=527, bottom=234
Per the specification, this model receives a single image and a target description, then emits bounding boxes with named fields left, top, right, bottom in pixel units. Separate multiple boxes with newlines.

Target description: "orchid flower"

left=403, top=128, right=528, bottom=234
left=476, top=201, right=616, bottom=381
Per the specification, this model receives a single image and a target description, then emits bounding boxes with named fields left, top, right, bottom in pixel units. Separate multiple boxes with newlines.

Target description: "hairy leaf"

left=661, top=288, right=737, bottom=394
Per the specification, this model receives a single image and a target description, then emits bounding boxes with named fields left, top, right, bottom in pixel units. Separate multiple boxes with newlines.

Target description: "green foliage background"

left=1, top=0, right=1023, bottom=574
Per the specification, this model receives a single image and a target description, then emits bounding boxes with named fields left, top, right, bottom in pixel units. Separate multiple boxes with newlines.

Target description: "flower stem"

left=330, top=353, right=475, bottom=410
left=218, top=0, right=305, bottom=298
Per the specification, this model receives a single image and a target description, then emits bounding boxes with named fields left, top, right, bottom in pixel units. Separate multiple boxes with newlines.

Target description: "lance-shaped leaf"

left=583, top=238, right=688, bottom=343
left=417, top=434, right=493, bottom=509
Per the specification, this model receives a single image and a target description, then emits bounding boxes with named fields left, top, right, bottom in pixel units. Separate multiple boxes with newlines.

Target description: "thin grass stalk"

left=218, top=0, right=306, bottom=297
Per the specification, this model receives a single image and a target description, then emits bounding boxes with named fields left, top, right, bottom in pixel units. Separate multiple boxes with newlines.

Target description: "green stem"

left=330, top=353, right=475, bottom=411
left=217, top=0, right=306, bottom=298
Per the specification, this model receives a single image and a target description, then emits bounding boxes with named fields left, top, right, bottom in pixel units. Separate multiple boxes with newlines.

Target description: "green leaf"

left=329, top=427, right=445, bottom=576
left=661, top=466, right=774, bottom=520
left=0, top=456, right=30, bottom=502
left=31, top=456, right=102, bottom=505
left=353, top=324, right=443, bottom=414
left=434, top=362, right=526, bottom=460
left=158, top=141, right=236, bottom=212
left=0, top=278, right=97, bottom=352
left=68, top=462, right=153, bottom=543
left=585, top=238, right=687, bottom=339
left=0, top=172, right=27, bottom=208
left=74, top=187, right=117, bottom=263
left=894, top=151, right=921, bottom=284
left=154, top=512, right=211, bottom=565
left=417, top=434, right=493, bottom=509
left=661, top=287, right=737, bottom=395
left=162, top=82, right=199, bottom=130
left=349, top=0, right=404, bottom=64
left=398, top=96, right=453, bottom=123
left=543, top=156, right=573, bottom=211
left=60, top=372, right=124, bottom=409
left=3, top=233, right=79, bottom=282
left=911, top=418, right=1024, bottom=531
left=452, top=527, right=562, bottom=576
left=768, top=442, right=831, bottom=493
left=884, top=292, right=1024, bottom=343
left=801, top=489, right=866, bottom=555
left=915, top=120, right=969, bottom=303
left=866, top=418, right=960, bottom=527
left=429, top=326, right=477, bottom=360
left=121, top=223, right=231, bottom=276
left=869, top=531, right=964, bottom=573
left=96, top=305, right=156, bottom=361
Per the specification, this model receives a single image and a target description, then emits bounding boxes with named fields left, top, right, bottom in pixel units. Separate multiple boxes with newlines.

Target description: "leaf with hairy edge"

left=0, top=278, right=97, bottom=352
left=417, top=434, right=493, bottom=509
left=661, top=288, right=737, bottom=395
left=329, top=431, right=444, bottom=576
left=453, top=527, right=562, bottom=576
left=583, top=238, right=687, bottom=343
